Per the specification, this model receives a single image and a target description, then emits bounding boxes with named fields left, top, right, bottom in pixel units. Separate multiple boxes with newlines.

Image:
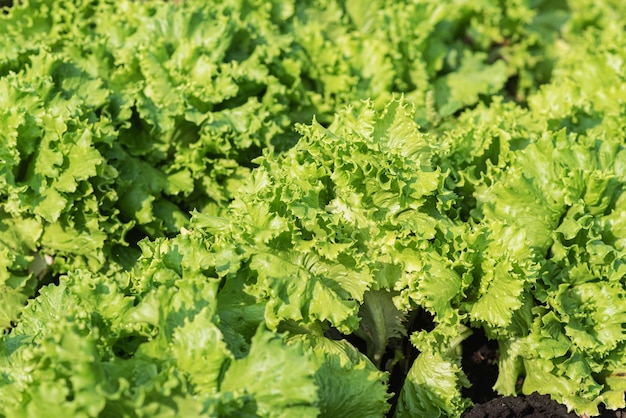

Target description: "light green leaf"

left=470, top=259, right=526, bottom=328
left=288, top=333, right=391, bottom=418
left=395, top=350, right=470, bottom=418
left=220, top=327, right=319, bottom=418
left=170, top=308, right=232, bottom=395
left=249, top=251, right=367, bottom=333
left=435, top=53, right=508, bottom=117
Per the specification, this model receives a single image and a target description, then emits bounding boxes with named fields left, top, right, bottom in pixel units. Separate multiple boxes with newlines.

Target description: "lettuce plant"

left=0, top=0, right=559, bottom=327
left=2, top=0, right=626, bottom=417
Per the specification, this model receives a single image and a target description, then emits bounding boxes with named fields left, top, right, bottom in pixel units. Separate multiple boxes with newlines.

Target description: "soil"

left=460, top=328, right=626, bottom=418
left=463, top=393, right=582, bottom=418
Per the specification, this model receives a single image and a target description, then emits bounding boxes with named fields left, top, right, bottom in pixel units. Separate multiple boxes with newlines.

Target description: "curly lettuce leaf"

left=395, top=323, right=473, bottom=418
left=288, top=333, right=391, bottom=418
left=217, top=99, right=450, bottom=334
left=218, top=327, right=319, bottom=418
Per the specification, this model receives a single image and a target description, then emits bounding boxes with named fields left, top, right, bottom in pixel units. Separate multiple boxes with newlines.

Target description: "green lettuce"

left=2, top=0, right=553, bottom=328
left=2, top=0, right=626, bottom=417
left=0, top=241, right=311, bottom=417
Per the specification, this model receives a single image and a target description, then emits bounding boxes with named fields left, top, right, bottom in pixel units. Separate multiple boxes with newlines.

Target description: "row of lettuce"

left=1, top=0, right=626, bottom=417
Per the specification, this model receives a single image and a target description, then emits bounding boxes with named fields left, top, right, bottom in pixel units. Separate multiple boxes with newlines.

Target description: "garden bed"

left=1, top=1, right=626, bottom=417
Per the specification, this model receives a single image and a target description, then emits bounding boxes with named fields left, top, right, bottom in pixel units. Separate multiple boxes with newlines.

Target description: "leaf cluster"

left=2, top=0, right=626, bottom=417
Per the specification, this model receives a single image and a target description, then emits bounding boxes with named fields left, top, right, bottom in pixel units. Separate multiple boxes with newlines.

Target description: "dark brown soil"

left=461, top=328, right=500, bottom=404
left=462, top=392, right=580, bottom=418
left=463, top=392, right=626, bottom=418
left=461, top=328, right=626, bottom=418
